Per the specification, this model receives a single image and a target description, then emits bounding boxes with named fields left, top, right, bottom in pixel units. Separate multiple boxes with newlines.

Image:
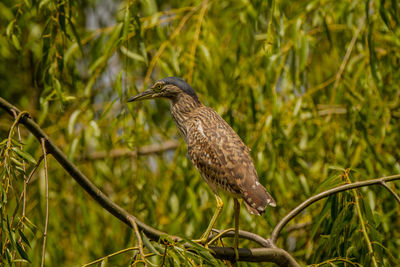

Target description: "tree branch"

left=380, top=181, right=400, bottom=205
left=285, top=222, right=311, bottom=233
left=210, top=247, right=299, bottom=266
left=210, top=229, right=274, bottom=248
left=78, top=140, right=179, bottom=161
left=40, top=138, right=49, bottom=267
left=271, top=174, right=400, bottom=243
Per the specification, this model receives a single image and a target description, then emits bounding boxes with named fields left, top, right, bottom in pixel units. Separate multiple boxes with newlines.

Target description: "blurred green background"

left=1, top=0, right=400, bottom=266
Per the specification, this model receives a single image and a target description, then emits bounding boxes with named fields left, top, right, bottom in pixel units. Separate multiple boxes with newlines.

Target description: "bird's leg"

left=195, top=194, right=223, bottom=245
left=233, top=198, right=240, bottom=261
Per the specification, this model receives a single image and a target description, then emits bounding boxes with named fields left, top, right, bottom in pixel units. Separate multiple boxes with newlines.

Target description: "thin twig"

left=210, top=228, right=274, bottom=248
left=18, top=155, right=44, bottom=205
left=343, top=170, right=378, bottom=267
left=283, top=75, right=337, bottom=111
left=270, top=174, right=400, bottom=243
left=285, top=222, right=311, bottom=233
left=309, top=257, right=362, bottom=267
left=25, top=155, right=44, bottom=185
left=328, top=16, right=365, bottom=118
left=13, top=109, right=31, bottom=256
left=143, top=6, right=198, bottom=86
left=5, top=110, right=29, bottom=151
left=249, top=48, right=291, bottom=148
left=207, top=228, right=235, bottom=246
left=82, top=246, right=139, bottom=267
left=128, top=217, right=147, bottom=267
left=15, top=156, right=44, bottom=229
left=186, top=0, right=208, bottom=84
left=11, top=109, right=28, bottom=218
left=40, top=138, right=49, bottom=267
left=63, top=8, right=193, bottom=65
left=380, top=181, right=400, bottom=205
left=160, top=244, right=168, bottom=267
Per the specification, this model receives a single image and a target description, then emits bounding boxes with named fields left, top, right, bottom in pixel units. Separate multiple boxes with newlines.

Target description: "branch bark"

left=380, top=181, right=400, bottom=205
left=210, top=229, right=273, bottom=248
left=270, top=174, right=400, bottom=243
left=210, top=247, right=299, bottom=266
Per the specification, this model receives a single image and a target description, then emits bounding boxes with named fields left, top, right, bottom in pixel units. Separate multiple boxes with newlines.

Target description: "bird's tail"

left=243, top=186, right=276, bottom=215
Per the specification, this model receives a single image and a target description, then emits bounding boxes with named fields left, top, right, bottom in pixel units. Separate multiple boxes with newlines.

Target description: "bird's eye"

left=154, top=83, right=162, bottom=92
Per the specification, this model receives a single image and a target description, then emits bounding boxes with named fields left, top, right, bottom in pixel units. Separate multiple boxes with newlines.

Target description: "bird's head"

left=128, top=77, right=199, bottom=103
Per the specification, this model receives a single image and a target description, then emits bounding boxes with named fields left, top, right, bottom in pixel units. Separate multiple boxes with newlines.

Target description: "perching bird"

left=128, top=77, right=276, bottom=259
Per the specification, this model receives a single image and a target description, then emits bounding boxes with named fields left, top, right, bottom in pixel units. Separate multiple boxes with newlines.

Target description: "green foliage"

left=1, top=0, right=400, bottom=266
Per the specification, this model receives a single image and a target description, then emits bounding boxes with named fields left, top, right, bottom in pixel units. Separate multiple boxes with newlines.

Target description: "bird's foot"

left=192, top=234, right=209, bottom=247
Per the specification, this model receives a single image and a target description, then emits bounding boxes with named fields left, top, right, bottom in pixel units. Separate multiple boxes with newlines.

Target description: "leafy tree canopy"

left=0, top=0, right=399, bottom=266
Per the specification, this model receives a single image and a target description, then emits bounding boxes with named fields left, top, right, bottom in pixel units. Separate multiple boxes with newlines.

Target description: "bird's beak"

left=128, top=89, right=155, bottom=102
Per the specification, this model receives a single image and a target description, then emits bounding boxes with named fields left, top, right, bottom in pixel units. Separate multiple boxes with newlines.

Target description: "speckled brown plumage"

left=170, top=93, right=276, bottom=215
left=128, top=77, right=276, bottom=215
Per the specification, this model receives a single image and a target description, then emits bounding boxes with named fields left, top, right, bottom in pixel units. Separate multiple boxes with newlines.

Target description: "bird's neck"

left=169, top=93, right=202, bottom=141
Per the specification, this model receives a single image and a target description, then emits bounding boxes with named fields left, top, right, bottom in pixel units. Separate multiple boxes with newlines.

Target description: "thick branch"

left=271, top=174, right=400, bottom=243
left=210, top=247, right=299, bottom=266
left=210, top=229, right=274, bottom=248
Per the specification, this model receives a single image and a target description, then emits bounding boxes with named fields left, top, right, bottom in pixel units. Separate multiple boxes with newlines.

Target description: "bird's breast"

left=170, top=110, right=190, bottom=143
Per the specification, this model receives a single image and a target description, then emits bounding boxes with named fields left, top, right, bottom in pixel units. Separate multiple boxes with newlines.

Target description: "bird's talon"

left=192, top=237, right=208, bottom=245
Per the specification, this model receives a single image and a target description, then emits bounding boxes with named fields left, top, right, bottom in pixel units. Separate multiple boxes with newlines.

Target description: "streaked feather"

left=170, top=95, right=276, bottom=215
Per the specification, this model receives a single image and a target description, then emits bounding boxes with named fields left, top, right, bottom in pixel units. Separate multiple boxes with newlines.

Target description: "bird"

left=128, top=77, right=276, bottom=260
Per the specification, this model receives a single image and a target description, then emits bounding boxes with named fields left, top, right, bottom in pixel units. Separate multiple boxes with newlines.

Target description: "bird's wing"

left=186, top=107, right=276, bottom=214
